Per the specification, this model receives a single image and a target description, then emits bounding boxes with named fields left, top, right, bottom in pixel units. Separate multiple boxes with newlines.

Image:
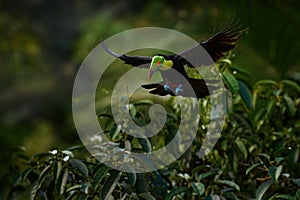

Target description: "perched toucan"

left=102, top=25, right=244, bottom=98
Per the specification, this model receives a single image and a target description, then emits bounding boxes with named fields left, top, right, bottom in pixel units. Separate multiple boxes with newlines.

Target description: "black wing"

left=101, top=42, right=152, bottom=68
left=141, top=79, right=219, bottom=98
left=177, top=24, right=245, bottom=68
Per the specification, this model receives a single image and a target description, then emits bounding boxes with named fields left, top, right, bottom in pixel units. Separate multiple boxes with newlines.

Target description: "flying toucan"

left=102, top=25, right=244, bottom=98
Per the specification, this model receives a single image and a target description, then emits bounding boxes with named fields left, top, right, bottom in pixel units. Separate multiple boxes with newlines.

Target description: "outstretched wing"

left=101, top=42, right=152, bottom=68
left=177, top=24, right=245, bottom=68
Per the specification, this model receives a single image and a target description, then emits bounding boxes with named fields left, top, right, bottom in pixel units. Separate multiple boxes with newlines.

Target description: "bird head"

left=148, top=55, right=173, bottom=80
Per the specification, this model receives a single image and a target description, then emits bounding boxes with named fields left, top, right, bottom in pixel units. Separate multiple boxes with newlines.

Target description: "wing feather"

left=101, top=42, right=152, bottom=68
left=177, top=24, right=245, bottom=68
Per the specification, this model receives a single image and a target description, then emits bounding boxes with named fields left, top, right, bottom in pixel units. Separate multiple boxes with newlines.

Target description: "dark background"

left=0, top=0, right=299, bottom=156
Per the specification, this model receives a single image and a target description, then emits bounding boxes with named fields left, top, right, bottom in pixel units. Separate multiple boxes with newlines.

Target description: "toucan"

left=102, top=25, right=244, bottom=98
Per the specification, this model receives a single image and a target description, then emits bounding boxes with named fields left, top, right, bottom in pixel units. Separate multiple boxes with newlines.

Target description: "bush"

left=3, top=58, right=300, bottom=200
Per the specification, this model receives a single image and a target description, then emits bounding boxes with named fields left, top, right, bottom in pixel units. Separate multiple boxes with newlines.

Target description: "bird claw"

left=175, top=84, right=183, bottom=95
left=164, top=82, right=170, bottom=91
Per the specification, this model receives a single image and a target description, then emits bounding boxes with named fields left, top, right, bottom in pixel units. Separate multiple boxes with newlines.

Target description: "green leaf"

left=257, top=153, right=271, bottom=161
left=31, top=165, right=52, bottom=200
left=133, top=99, right=154, bottom=106
left=246, top=163, right=263, bottom=175
left=238, top=80, right=252, bottom=109
left=296, top=189, right=300, bottom=198
left=129, top=104, right=137, bottom=117
left=138, top=137, right=152, bottom=153
left=110, top=124, right=121, bottom=140
left=92, top=165, right=109, bottom=190
left=38, top=165, right=52, bottom=185
left=191, top=182, right=205, bottom=195
left=59, top=170, right=69, bottom=195
left=266, top=98, right=277, bottom=116
left=77, top=193, right=89, bottom=200
left=275, top=194, right=295, bottom=200
left=65, top=184, right=81, bottom=193
left=222, top=70, right=239, bottom=94
left=62, top=150, right=74, bottom=158
left=21, top=167, right=34, bottom=181
left=66, top=145, right=85, bottom=151
left=198, top=170, right=218, bottom=181
left=70, top=159, right=89, bottom=179
left=256, top=179, right=273, bottom=200
left=53, top=161, right=63, bottom=194
left=255, top=79, right=278, bottom=87
left=53, top=161, right=63, bottom=182
left=80, top=182, right=91, bottom=194
left=100, top=170, right=121, bottom=200
left=224, top=191, right=239, bottom=200
left=138, top=193, right=156, bottom=200
left=281, top=79, right=300, bottom=94
left=269, top=165, right=282, bottom=182
left=165, top=187, right=188, bottom=200
left=275, top=157, right=284, bottom=164
left=235, top=139, right=248, bottom=160
left=293, top=178, right=300, bottom=187
left=127, top=172, right=137, bottom=186
left=30, top=181, right=39, bottom=200
left=229, top=65, right=251, bottom=77
left=215, top=180, right=240, bottom=191
left=191, top=165, right=211, bottom=177
left=219, top=58, right=232, bottom=65
left=283, top=95, right=296, bottom=117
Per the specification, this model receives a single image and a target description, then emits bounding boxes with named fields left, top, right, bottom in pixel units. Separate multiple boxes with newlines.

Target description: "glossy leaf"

left=246, top=163, right=263, bottom=175
left=296, top=189, right=300, bottom=199
left=256, top=179, right=273, bottom=200
left=275, top=194, right=295, bottom=200
left=283, top=95, right=296, bottom=117
left=138, top=137, right=152, bottom=153
left=70, top=159, right=89, bottom=179
left=110, top=124, right=121, bottom=140
left=198, top=170, right=218, bottom=181
left=138, top=193, right=156, bottom=200
left=238, top=80, right=252, bottom=109
left=59, top=170, right=68, bottom=195
left=165, top=187, right=188, bottom=200
left=229, top=65, right=251, bottom=77
left=80, top=182, right=90, bottom=194
left=222, top=70, right=239, bottom=94
left=191, top=182, right=205, bottom=195
left=126, top=171, right=137, bottom=186
left=65, top=185, right=81, bottom=193
left=224, top=191, right=239, bottom=200
left=30, top=182, right=39, bottom=200
left=269, top=165, right=282, bottom=182
left=255, top=79, right=278, bottom=87
left=235, top=139, right=248, bottom=159
left=21, top=167, right=34, bottom=182
left=281, top=79, right=300, bottom=94
left=266, top=98, right=277, bottom=116
left=100, top=170, right=121, bottom=200
left=92, top=165, right=109, bottom=190
left=62, top=150, right=74, bottom=158
left=215, top=180, right=240, bottom=191
left=293, top=178, right=300, bottom=187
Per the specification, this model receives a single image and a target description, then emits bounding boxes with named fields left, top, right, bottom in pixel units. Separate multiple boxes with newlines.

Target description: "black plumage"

left=102, top=24, right=244, bottom=98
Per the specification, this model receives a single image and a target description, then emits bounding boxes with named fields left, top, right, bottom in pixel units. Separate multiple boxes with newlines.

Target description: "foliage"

left=4, top=56, right=300, bottom=199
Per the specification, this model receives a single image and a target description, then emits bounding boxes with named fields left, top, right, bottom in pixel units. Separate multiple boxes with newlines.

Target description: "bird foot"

left=175, top=84, right=183, bottom=95
left=164, top=82, right=170, bottom=91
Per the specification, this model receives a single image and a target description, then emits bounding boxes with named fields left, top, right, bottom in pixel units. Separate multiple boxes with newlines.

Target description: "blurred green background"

left=0, top=0, right=299, bottom=157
